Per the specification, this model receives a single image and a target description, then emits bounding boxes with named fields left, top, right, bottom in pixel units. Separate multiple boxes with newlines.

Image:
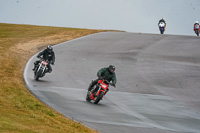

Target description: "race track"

left=24, top=32, right=200, bottom=133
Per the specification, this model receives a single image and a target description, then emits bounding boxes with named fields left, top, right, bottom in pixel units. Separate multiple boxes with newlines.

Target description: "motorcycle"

left=34, top=58, right=49, bottom=81
left=86, top=79, right=113, bottom=104
left=158, top=22, right=166, bottom=34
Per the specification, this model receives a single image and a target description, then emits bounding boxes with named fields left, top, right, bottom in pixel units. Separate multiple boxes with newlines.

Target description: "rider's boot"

left=48, top=69, right=52, bottom=73
left=43, top=69, right=50, bottom=76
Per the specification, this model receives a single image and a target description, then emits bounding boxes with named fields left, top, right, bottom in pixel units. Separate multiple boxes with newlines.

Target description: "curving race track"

left=24, top=32, right=200, bottom=133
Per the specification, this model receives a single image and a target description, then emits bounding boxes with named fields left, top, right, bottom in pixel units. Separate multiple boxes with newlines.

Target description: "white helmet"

left=195, top=21, right=199, bottom=24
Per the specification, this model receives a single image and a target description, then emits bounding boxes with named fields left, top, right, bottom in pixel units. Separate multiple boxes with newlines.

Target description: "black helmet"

left=47, top=45, right=53, bottom=53
left=108, top=65, right=115, bottom=73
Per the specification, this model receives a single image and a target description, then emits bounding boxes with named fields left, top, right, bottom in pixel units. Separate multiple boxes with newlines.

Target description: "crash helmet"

left=47, top=45, right=53, bottom=53
left=108, top=65, right=115, bottom=73
left=195, top=21, right=199, bottom=24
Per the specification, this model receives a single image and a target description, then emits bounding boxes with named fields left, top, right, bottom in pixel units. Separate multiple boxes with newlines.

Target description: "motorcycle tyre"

left=34, top=69, right=42, bottom=81
left=94, top=91, right=104, bottom=104
left=195, top=30, right=199, bottom=36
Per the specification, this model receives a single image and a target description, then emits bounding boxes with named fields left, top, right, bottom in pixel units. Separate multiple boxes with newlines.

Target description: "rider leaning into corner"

left=88, top=65, right=117, bottom=95
left=32, top=45, right=55, bottom=73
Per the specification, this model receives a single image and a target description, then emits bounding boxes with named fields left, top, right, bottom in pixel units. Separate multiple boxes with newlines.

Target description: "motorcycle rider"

left=158, top=18, right=166, bottom=34
left=194, top=21, right=200, bottom=35
left=194, top=21, right=199, bottom=28
left=158, top=18, right=166, bottom=24
left=32, top=45, right=55, bottom=73
left=158, top=18, right=166, bottom=31
left=88, top=65, right=117, bottom=95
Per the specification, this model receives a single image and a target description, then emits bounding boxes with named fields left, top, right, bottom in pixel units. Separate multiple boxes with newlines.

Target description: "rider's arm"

left=112, top=74, right=117, bottom=85
left=51, top=51, right=55, bottom=64
left=37, top=50, right=45, bottom=58
left=97, top=68, right=106, bottom=77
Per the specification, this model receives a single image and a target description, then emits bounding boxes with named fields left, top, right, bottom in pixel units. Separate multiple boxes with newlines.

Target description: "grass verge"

left=0, top=23, right=114, bottom=133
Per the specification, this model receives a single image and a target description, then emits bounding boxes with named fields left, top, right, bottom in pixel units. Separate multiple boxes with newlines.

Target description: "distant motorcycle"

left=34, top=58, right=49, bottom=81
left=86, top=79, right=114, bottom=104
left=158, top=22, right=166, bottom=34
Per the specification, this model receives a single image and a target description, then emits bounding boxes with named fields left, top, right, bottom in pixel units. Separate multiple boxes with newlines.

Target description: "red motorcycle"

left=86, top=79, right=113, bottom=104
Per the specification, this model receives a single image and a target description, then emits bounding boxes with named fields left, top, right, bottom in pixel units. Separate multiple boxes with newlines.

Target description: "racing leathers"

left=33, top=49, right=55, bottom=73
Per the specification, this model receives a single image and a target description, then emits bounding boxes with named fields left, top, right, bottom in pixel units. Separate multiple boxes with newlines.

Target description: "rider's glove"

left=110, top=83, right=116, bottom=88
left=51, top=62, right=54, bottom=65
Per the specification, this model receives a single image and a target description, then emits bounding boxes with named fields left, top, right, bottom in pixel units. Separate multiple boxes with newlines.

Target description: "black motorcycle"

left=34, top=58, right=49, bottom=81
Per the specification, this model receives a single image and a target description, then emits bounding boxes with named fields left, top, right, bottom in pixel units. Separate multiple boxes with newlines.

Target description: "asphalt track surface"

left=24, top=32, right=200, bottom=133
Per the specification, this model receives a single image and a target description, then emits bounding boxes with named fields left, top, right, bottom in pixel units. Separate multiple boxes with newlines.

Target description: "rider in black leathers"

left=32, top=45, right=55, bottom=73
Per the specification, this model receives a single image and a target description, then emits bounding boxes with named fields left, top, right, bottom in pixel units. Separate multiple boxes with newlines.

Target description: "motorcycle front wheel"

left=34, top=69, right=42, bottom=81
left=160, top=30, right=164, bottom=34
left=94, top=91, right=104, bottom=104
